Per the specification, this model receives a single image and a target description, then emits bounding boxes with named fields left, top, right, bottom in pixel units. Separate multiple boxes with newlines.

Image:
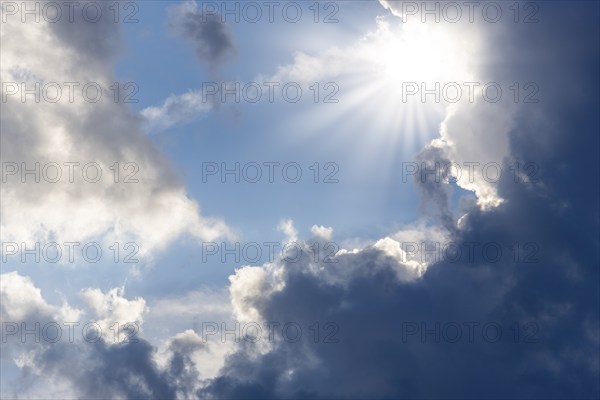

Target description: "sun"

left=281, top=15, right=480, bottom=173
left=368, top=18, right=475, bottom=86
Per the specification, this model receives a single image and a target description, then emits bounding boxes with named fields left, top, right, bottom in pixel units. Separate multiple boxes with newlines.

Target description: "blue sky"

left=115, top=1, right=432, bottom=243
left=1, top=1, right=598, bottom=398
left=109, top=0, right=454, bottom=284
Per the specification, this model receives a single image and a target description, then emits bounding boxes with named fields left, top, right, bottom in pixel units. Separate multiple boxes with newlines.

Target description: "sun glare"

left=285, top=16, right=479, bottom=174
left=370, top=19, right=474, bottom=86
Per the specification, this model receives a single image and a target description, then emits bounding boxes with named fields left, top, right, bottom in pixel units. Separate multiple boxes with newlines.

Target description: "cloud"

left=197, top=3, right=600, bottom=398
left=0, top=272, right=81, bottom=326
left=0, top=272, right=204, bottom=399
left=141, top=90, right=213, bottom=131
left=162, top=330, right=206, bottom=396
left=0, top=0, right=233, bottom=258
left=277, top=219, right=298, bottom=243
left=30, top=338, right=178, bottom=399
left=430, top=98, right=515, bottom=210
left=168, top=1, right=236, bottom=72
left=261, top=15, right=514, bottom=212
left=202, top=164, right=599, bottom=399
left=310, top=225, right=333, bottom=241
left=80, top=286, right=147, bottom=339
left=2, top=2, right=598, bottom=399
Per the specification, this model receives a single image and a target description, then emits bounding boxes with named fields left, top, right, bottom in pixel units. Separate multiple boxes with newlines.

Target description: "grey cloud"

left=16, top=330, right=208, bottom=399
left=49, top=0, right=124, bottom=64
left=4, top=1, right=598, bottom=399
left=169, top=4, right=236, bottom=72
left=32, top=339, right=177, bottom=399
left=198, top=3, right=600, bottom=398
left=1, top=0, right=232, bottom=250
left=414, top=145, right=456, bottom=232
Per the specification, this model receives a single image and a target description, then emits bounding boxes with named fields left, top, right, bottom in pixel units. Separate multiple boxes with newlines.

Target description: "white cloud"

left=0, top=272, right=230, bottom=397
left=0, top=272, right=81, bottom=323
left=229, top=265, right=279, bottom=324
left=80, top=286, right=147, bottom=339
left=429, top=99, right=515, bottom=209
left=277, top=219, right=298, bottom=243
left=0, top=5, right=233, bottom=259
left=141, top=90, right=213, bottom=131
left=227, top=233, right=428, bottom=328
left=310, top=225, right=333, bottom=241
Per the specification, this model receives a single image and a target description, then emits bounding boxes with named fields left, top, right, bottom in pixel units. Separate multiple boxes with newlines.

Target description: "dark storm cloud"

left=25, top=334, right=208, bottom=399
left=30, top=339, right=176, bottom=399
left=199, top=2, right=600, bottom=398
left=11, top=1, right=597, bottom=398
left=170, top=4, right=236, bottom=72
left=201, top=162, right=599, bottom=398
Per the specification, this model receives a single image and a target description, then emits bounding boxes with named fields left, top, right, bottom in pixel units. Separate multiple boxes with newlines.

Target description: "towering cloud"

left=197, top=2, right=600, bottom=398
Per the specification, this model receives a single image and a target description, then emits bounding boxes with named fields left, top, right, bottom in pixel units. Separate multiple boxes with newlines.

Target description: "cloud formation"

left=0, top=0, right=232, bottom=257
left=168, top=1, right=236, bottom=72
left=1, top=1, right=598, bottom=399
left=197, top=3, right=599, bottom=398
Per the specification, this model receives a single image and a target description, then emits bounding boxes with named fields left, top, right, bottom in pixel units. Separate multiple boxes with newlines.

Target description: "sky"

left=0, top=0, right=599, bottom=398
